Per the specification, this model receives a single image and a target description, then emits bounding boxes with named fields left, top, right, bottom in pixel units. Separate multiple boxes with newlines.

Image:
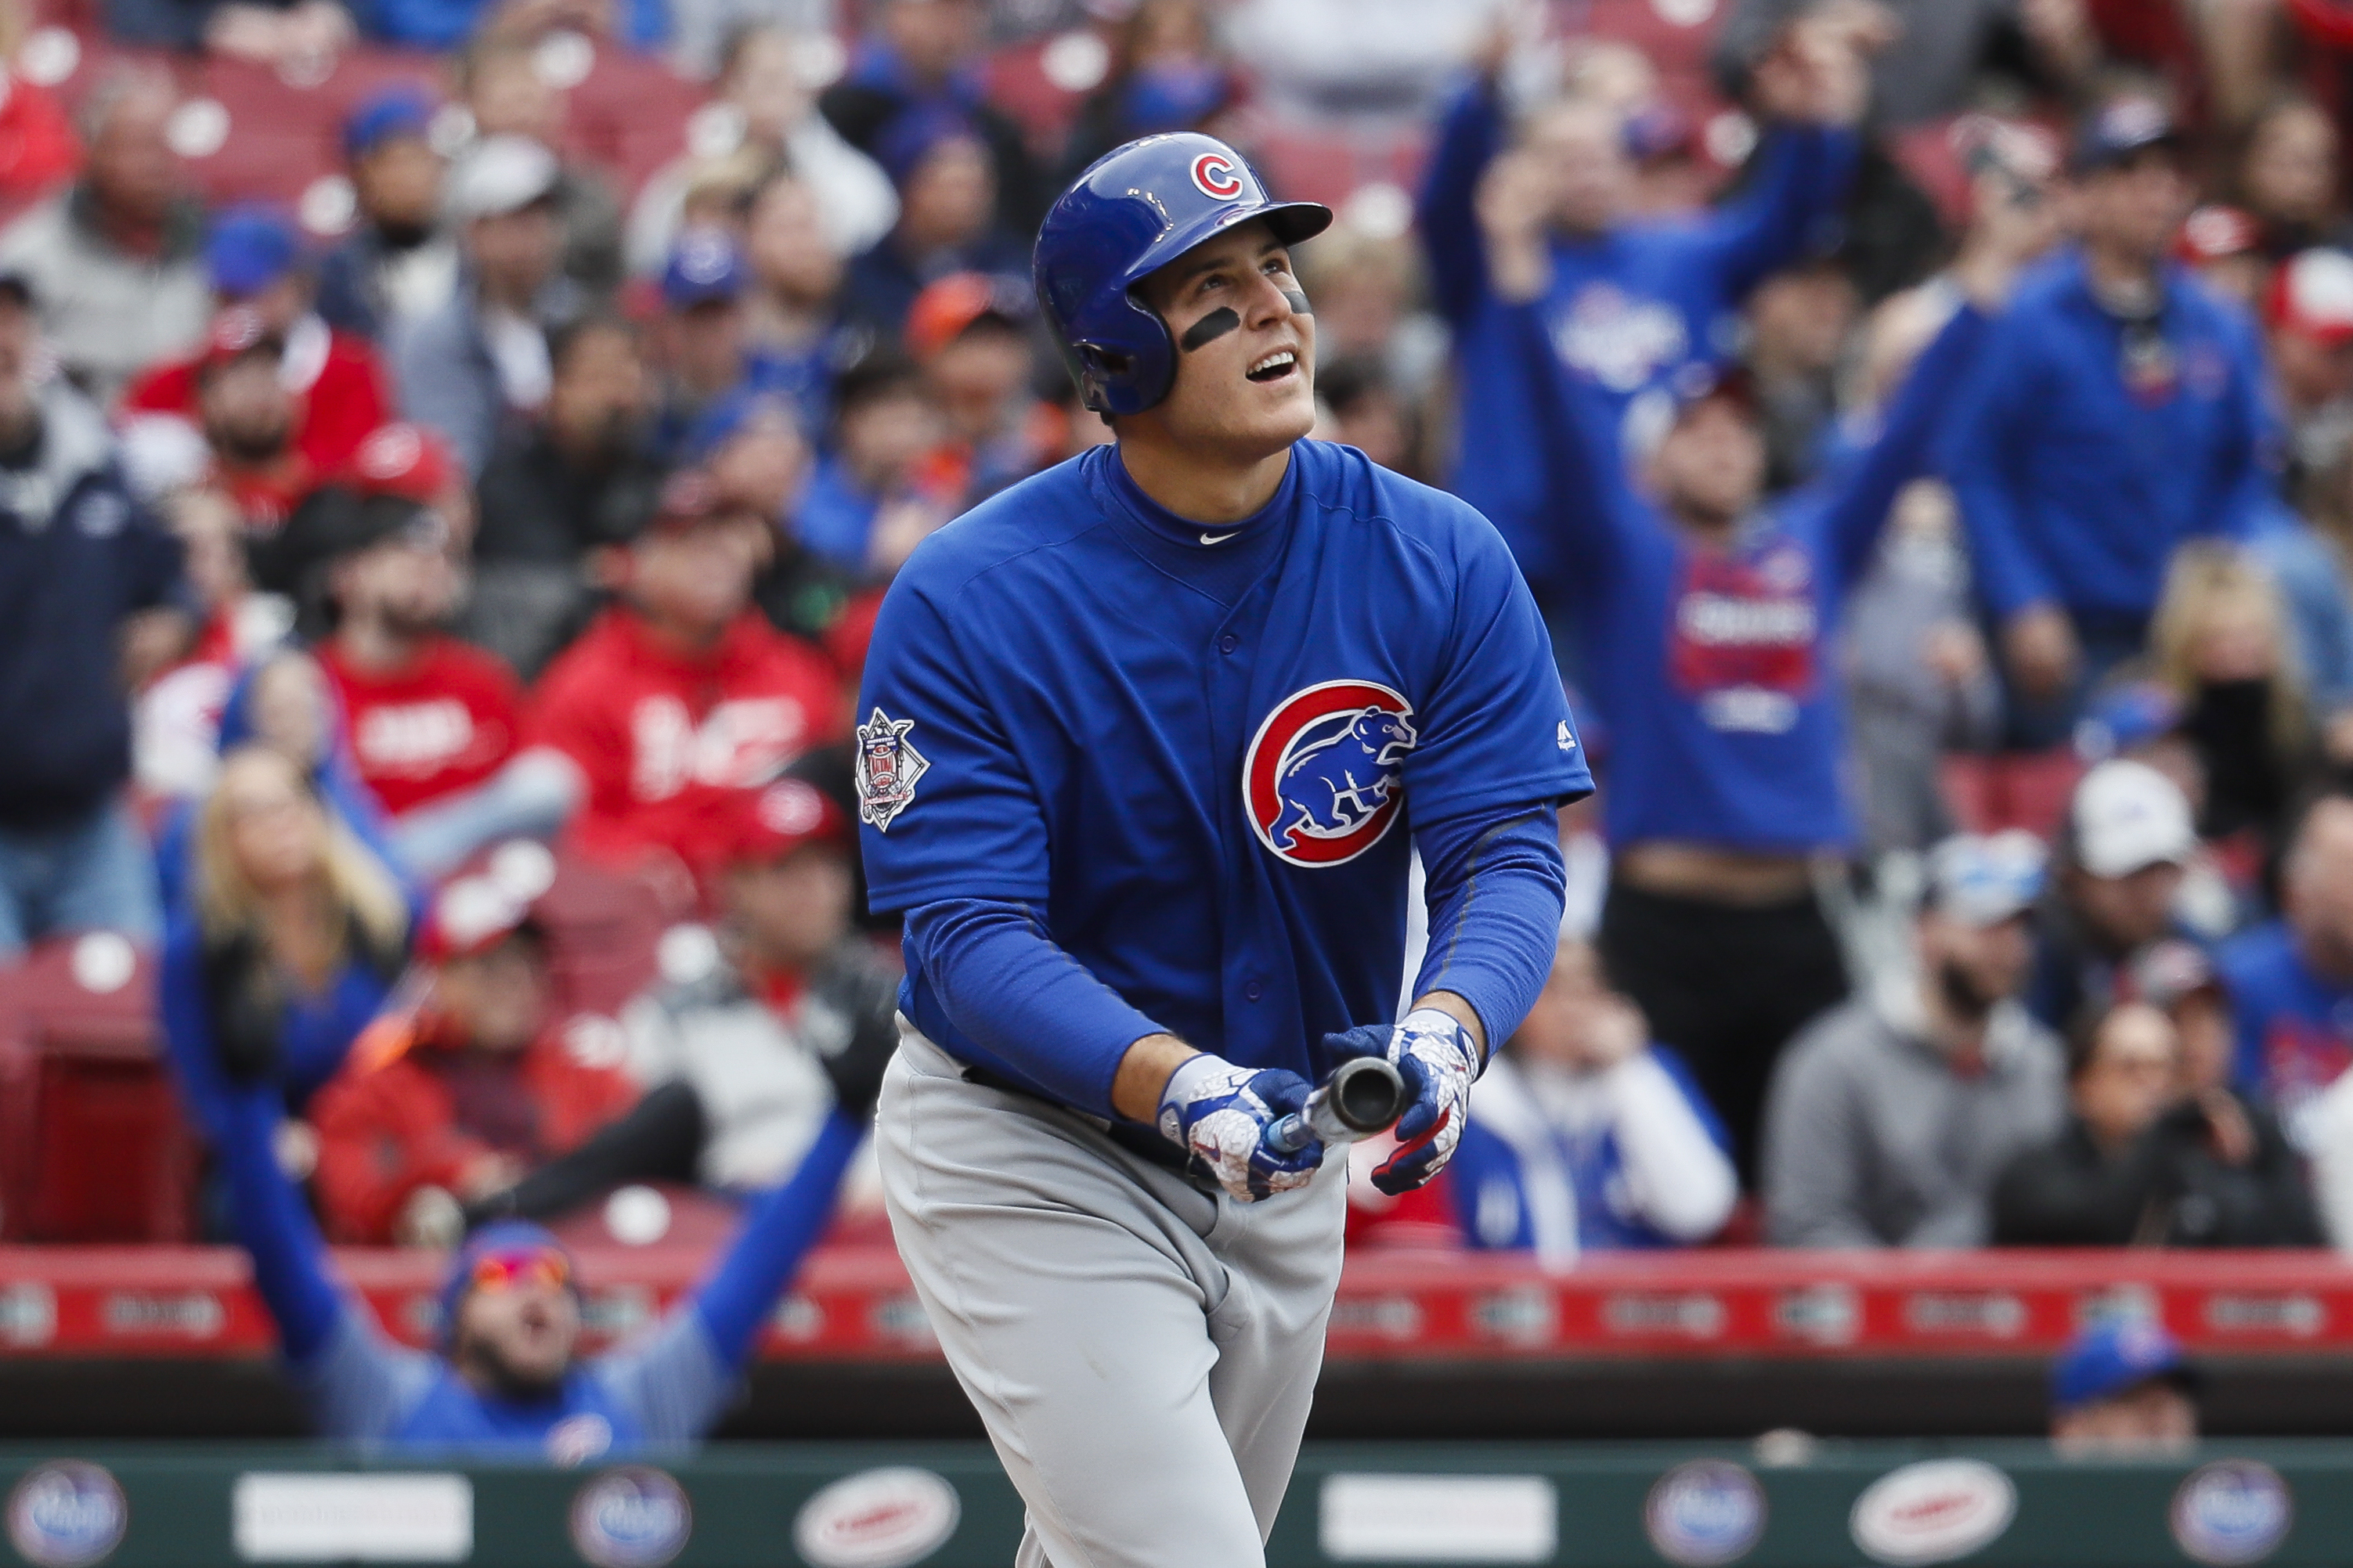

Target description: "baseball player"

left=855, top=133, right=1592, bottom=1566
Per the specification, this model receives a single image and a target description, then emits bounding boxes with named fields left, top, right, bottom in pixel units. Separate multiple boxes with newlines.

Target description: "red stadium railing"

left=5, top=1243, right=2352, bottom=1363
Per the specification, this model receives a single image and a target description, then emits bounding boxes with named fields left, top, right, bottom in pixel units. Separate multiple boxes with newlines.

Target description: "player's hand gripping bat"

left=1265, top=1055, right=1407, bottom=1155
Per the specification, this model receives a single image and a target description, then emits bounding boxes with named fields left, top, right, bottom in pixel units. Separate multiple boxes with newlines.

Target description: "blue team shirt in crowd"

left=1939, top=247, right=2274, bottom=625
left=1518, top=296, right=1989, bottom=852
left=857, top=440, right=1591, bottom=1116
left=1416, top=82, right=1857, bottom=603
left=2219, top=918, right=2353, bottom=1144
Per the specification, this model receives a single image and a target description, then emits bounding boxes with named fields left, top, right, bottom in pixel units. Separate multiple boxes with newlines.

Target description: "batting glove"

left=1326, top=1008, right=1481, bottom=1195
left=1157, top=1054, right=1322, bottom=1202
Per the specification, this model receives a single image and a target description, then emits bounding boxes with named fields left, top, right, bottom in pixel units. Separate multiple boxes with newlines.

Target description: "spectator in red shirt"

left=315, top=476, right=523, bottom=822
left=401, top=472, right=843, bottom=881
left=120, top=206, right=394, bottom=485
left=311, top=868, right=641, bottom=1245
left=529, top=471, right=843, bottom=874
left=184, top=308, right=319, bottom=535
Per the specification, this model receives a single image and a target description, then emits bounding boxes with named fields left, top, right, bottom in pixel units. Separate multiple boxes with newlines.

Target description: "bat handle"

left=1266, top=1057, right=1408, bottom=1155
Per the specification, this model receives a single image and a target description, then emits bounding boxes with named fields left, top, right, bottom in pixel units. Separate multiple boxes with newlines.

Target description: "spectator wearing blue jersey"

left=316, top=89, right=457, bottom=343
left=1414, top=11, right=1866, bottom=603
left=2220, top=794, right=2353, bottom=1146
left=1763, top=831, right=2066, bottom=1247
left=841, top=107, right=1029, bottom=341
left=208, top=1013, right=878, bottom=1456
left=1449, top=936, right=1737, bottom=1266
left=649, top=230, right=753, bottom=464
left=1499, top=154, right=2042, bottom=1174
left=1941, top=96, right=2276, bottom=748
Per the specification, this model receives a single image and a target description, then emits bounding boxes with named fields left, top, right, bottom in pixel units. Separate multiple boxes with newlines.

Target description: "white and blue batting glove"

left=1325, top=1008, right=1481, bottom=1195
left=1157, top=1054, right=1322, bottom=1202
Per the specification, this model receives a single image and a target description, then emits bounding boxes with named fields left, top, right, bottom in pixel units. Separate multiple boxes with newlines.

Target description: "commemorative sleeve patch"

left=854, top=707, right=929, bottom=831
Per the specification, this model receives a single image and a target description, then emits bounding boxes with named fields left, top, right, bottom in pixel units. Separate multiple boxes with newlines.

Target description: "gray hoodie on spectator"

left=1762, top=979, right=2065, bottom=1247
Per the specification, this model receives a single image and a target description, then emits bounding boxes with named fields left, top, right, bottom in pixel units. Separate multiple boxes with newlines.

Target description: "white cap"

left=446, top=135, right=559, bottom=223
left=2071, top=759, right=2196, bottom=879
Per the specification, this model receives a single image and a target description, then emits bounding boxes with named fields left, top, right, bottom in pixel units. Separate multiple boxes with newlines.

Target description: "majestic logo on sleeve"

left=1190, top=152, right=1243, bottom=200
left=854, top=708, right=928, bottom=832
left=1243, top=681, right=1416, bottom=867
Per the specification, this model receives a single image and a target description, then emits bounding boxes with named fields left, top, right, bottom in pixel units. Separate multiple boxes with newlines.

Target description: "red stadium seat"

left=0, top=933, right=197, bottom=1243
left=1940, top=748, right=2084, bottom=839
left=558, top=41, right=700, bottom=200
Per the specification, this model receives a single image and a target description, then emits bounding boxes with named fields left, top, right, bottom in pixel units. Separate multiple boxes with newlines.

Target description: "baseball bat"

left=1267, top=1055, right=1408, bottom=1154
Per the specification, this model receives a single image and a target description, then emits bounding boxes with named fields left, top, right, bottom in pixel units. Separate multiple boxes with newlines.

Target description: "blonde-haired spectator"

left=160, top=744, right=413, bottom=1148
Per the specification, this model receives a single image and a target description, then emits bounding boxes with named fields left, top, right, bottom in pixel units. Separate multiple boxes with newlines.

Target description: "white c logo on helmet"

left=1190, top=152, right=1243, bottom=200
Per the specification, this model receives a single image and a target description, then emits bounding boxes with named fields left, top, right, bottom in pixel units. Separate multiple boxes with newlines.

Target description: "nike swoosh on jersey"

left=1199, top=531, right=1239, bottom=546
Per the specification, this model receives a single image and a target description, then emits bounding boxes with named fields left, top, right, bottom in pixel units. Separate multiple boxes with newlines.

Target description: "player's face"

left=1135, top=220, right=1317, bottom=460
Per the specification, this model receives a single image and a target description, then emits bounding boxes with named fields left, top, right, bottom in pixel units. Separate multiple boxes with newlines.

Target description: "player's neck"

left=1113, top=434, right=1291, bottom=527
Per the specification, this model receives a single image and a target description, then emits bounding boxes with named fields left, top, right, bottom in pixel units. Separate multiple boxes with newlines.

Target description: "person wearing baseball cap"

left=2267, top=247, right=2353, bottom=476
left=400, top=467, right=844, bottom=882
left=184, top=306, right=317, bottom=532
left=683, top=388, right=872, bottom=679
left=2049, top=1318, right=2200, bottom=1455
left=120, top=206, right=397, bottom=485
left=2028, top=759, right=2203, bottom=1031
left=1762, top=831, right=2066, bottom=1247
left=392, top=135, right=582, bottom=478
left=1944, top=92, right=2273, bottom=748
left=2175, top=204, right=2268, bottom=313
left=306, top=431, right=526, bottom=827
left=307, top=866, right=641, bottom=1245
left=1499, top=133, right=2041, bottom=1181
left=318, top=88, right=457, bottom=342
left=651, top=229, right=753, bottom=463
left=205, top=872, right=875, bottom=1451
left=904, top=270, right=1058, bottom=511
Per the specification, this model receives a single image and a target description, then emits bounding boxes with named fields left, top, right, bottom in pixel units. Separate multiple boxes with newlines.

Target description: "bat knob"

left=1327, top=1055, right=1406, bottom=1135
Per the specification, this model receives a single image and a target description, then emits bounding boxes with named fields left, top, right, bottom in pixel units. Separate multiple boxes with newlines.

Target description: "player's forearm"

left=1110, top=1033, right=1199, bottom=1124
left=904, top=896, right=1174, bottom=1119
left=1412, top=808, right=1567, bottom=1062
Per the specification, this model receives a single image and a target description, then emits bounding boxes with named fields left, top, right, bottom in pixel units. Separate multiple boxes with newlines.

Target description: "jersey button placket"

left=1218, top=633, right=1240, bottom=654
left=1243, top=981, right=1262, bottom=1002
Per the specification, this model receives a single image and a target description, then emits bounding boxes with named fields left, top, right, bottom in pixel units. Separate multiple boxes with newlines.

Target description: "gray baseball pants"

left=877, top=1025, right=1350, bottom=1568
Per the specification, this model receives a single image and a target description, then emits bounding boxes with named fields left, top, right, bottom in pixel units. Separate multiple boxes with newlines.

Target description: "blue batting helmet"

left=1034, top=133, right=1332, bottom=416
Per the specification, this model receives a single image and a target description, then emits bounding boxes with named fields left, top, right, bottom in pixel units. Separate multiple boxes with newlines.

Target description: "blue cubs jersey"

left=1521, top=297, right=1988, bottom=852
left=857, top=440, right=1591, bottom=1114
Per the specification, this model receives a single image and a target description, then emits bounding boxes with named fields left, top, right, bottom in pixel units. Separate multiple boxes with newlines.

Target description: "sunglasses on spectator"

left=469, top=1248, right=571, bottom=1295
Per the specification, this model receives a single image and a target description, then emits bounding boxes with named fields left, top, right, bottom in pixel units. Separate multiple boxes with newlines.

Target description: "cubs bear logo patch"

left=854, top=708, right=928, bottom=832
left=1243, top=680, right=1416, bottom=867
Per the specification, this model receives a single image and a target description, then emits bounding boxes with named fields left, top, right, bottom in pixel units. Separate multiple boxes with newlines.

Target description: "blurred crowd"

left=21, top=0, right=2353, bottom=1271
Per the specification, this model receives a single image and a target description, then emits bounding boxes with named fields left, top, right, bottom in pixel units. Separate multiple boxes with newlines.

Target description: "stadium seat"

left=0, top=932, right=197, bottom=1243
left=1940, top=748, right=2085, bottom=839
left=558, top=41, right=700, bottom=200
